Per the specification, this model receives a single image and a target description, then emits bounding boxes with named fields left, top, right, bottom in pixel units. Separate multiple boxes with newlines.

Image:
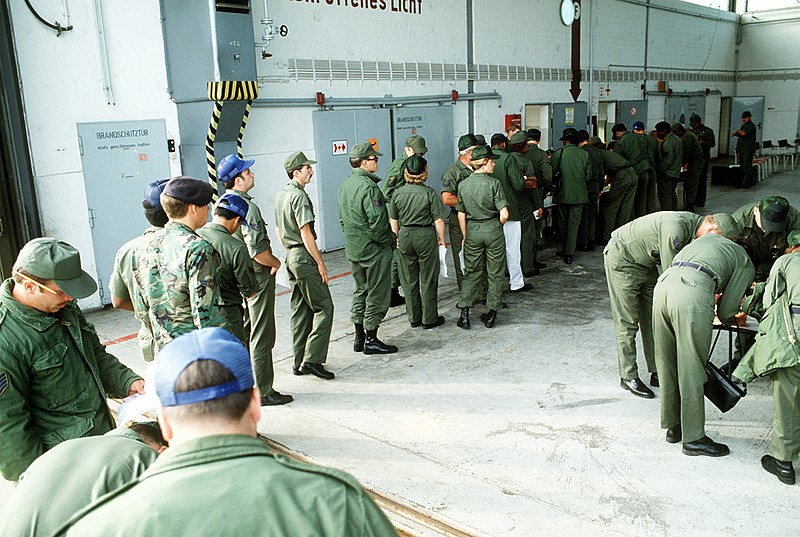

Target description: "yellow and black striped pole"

left=205, top=80, right=259, bottom=197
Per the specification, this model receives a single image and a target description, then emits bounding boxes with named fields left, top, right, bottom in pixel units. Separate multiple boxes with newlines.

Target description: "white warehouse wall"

left=7, top=0, right=787, bottom=309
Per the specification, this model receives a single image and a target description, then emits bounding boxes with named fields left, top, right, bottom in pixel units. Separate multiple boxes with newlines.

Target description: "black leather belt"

left=670, top=261, right=717, bottom=281
left=791, top=306, right=800, bottom=314
left=287, top=244, right=304, bottom=249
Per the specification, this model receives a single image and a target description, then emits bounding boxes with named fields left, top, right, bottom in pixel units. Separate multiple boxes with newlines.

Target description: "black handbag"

left=704, top=325, right=747, bottom=413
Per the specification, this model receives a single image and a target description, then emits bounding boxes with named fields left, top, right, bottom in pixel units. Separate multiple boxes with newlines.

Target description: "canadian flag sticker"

left=332, top=140, right=348, bottom=156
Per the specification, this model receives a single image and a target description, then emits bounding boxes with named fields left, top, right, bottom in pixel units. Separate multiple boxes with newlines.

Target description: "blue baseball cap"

left=215, top=193, right=249, bottom=226
left=155, top=328, right=255, bottom=407
left=217, top=154, right=255, bottom=185
left=632, top=121, right=645, bottom=131
left=143, top=179, right=169, bottom=210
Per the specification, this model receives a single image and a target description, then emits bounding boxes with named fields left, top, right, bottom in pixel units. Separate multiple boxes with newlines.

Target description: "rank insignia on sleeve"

left=0, top=371, right=8, bottom=398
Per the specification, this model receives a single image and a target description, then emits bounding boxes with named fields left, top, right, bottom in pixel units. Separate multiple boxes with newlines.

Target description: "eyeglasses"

left=16, top=273, right=62, bottom=295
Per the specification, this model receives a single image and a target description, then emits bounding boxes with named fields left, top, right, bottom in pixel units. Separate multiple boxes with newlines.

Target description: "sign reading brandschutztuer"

left=289, top=0, right=423, bottom=15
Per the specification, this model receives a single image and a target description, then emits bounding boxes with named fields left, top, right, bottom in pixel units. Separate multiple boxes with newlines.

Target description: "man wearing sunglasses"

left=0, top=238, right=144, bottom=482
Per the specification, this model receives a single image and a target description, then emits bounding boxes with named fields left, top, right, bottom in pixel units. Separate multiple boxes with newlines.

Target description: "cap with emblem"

left=712, top=213, right=741, bottom=240
left=14, top=238, right=97, bottom=299
left=458, top=133, right=480, bottom=151
left=215, top=193, right=249, bottom=226
left=143, top=178, right=170, bottom=210
left=470, top=145, right=500, bottom=161
left=509, top=131, right=528, bottom=145
left=405, top=135, right=427, bottom=155
left=164, top=176, right=214, bottom=206
left=632, top=121, right=646, bottom=131
left=350, top=142, right=382, bottom=158
left=217, top=154, right=255, bottom=185
left=758, top=196, right=790, bottom=233
left=284, top=151, right=317, bottom=173
left=155, top=328, right=255, bottom=407
left=559, top=128, right=578, bottom=141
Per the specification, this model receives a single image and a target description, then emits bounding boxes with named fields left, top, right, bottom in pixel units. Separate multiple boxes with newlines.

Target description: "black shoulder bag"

left=704, top=324, right=747, bottom=413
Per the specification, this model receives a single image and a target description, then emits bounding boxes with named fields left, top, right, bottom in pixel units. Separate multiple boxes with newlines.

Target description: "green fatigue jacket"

left=735, top=252, right=800, bottom=383
left=0, top=428, right=158, bottom=537
left=732, top=202, right=800, bottom=281
left=657, top=133, right=683, bottom=178
left=338, top=168, right=393, bottom=262
left=525, top=143, right=553, bottom=193
left=388, top=183, right=444, bottom=226
left=551, top=144, right=591, bottom=204
left=691, top=124, right=716, bottom=160
left=441, top=159, right=473, bottom=210
left=640, top=132, right=659, bottom=170
left=383, top=153, right=408, bottom=201
left=133, top=222, right=230, bottom=350
left=582, top=144, right=604, bottom=193
left=275, top=181, right=318, bottom=248
left=456, top=173, right=508, bottom=221
left=609, top=211, right=703, bottom=272
left=109, top=227, right=159, bottom=362
left=196, top=223, right=257, bottom=343
left=614, top=131, right=650, bottom=176
left=680, top=131, right=704, bottom=166
left=735, top=121, right=757, bottom=153
left=491, top=148, right=524, bottom=220
left=0, top=280, right=142, bottom=481
left=600, top=149, right=633, bottom=177
left=510, top=151, right=540, bottom=213
left=229, top=188, right=273, bottom=281
left=58, top=434, right=398, bottom=537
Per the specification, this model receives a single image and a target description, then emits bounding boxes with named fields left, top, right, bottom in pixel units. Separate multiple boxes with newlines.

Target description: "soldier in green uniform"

left=132, top=177, right=231, bottom=352
left=578, top=131, right=603, bottom=252
left=672, top=123, right=704, bottom=213
left=339, top=142, right=398, bottom=355
left=612, top=123, right=652, bottom=218
left=596, top=142, right=638, bottom=241
left=508, top=131, right=541, bottom=283
left=732, top=110, right=757, bottom=189
left=441, top=134, right=478, bottom=290
left=689, top=114, right=716, bottom=208
left=604, top=212, right=722, bottom=399
left=734, top=233, right=800, bottom=485
left=653, top=229, right=754, bottom=457
left=196, top=193, right=258, bottom=344
left=654, top=121, right=683, bottom=211
left=55, top=328, right=398, bottom=537
left=274, top=151, right=335, bottom=379
left=455, top=145, right=509, bottom=329
left=551, top=128, right=591, bottom=264
left=525, top=128, right=552, bottom=270
left=109, top=178, right=168, bottom=363
left=218, top=154, right=291, bottom=406
left=388, top=155, right=447, bottom=329
left=0, top=239, right=144, bottom=481
left=732, top=196, right=800, bottom=282
left=384, top=136, right=427, bottom=308
left=632, top=121, right=659, bottom=215
left=0, top=424, right=164, bottom=537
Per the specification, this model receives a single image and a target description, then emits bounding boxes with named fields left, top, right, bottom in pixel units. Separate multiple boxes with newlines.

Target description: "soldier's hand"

left=128, top=379, right=145, bottom=396
left=318, top=263, right=329, bottom=284
left=270, top=258, right=281, bottom=276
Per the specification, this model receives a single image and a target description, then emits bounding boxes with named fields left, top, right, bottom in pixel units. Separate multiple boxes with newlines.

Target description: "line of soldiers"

left=604, top=195, right=800, bottom=485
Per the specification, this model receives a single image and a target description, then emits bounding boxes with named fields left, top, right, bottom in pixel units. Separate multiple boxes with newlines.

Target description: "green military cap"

left=284, top=151, right=317, bottom=173
left=406, top=154, right=427, bottom=175
left=470, top=145, right=500, bottom=161
left=405, top=135, right=427, bottom=154
left=712, top=213, right=741, bottom=240
left=350, top=142, right=382, bottom=158
left=458, top=133, right=479, bottom=151
left=759, top=195, right=790, bottom=233
left=508, top=131, right=528, bottom=145
left=14, top=238, right=97, bottom=299
left=475, top=134, right=486, bottom=145
left=559, top=128, right=578, bottom=141
left=589, top=136, right=603, bottom=146
left=671, top=122, right=685, bottom=133
left=788, top=229, right=800, bottom=247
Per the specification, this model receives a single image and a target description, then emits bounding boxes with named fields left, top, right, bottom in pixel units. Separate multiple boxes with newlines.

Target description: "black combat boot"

left=480, top=309, right=497, bottom=328
left=363, top=329, right=398, bottom=354
left=390, top=287, right=406, bottom=307
left=353, top=323, right=365, bottom=352
left=457, top=307, right=470, bottom=329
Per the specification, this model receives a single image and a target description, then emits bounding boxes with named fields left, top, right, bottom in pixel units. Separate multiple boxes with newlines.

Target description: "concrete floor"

left=2, top=160, right=799, bottom=535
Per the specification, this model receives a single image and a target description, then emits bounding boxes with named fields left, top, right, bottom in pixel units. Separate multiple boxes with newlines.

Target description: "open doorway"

left=598, top=101, right=617, bottom=143
left=524, top=103, right=551, bottom=149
